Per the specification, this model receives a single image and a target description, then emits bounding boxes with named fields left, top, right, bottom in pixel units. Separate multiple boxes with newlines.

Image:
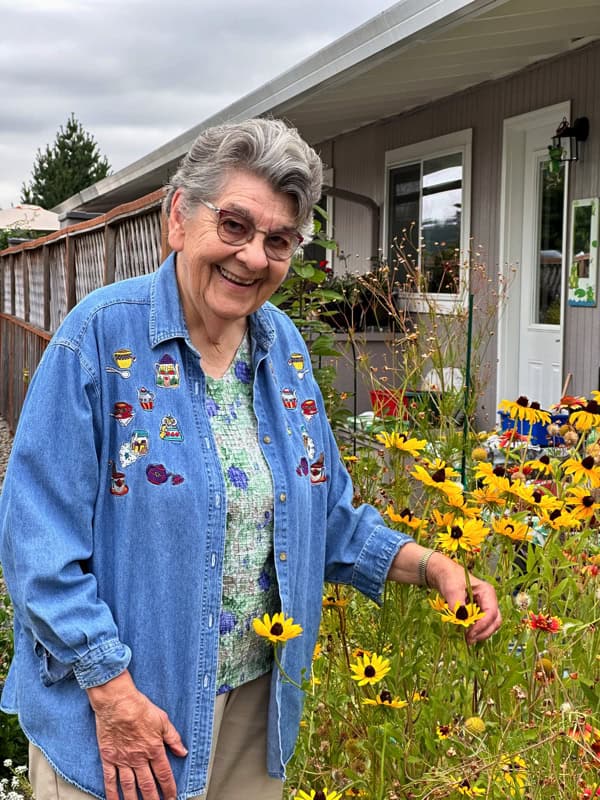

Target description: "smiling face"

left=168, top=171, right=297, bottom=338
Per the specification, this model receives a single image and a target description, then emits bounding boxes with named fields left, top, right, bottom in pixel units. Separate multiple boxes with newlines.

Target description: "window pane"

left=388, top=163, right=420, bottom=288
left=536, top=162, right=564, bottom=325
left=421, top=153, right=462, bottom=294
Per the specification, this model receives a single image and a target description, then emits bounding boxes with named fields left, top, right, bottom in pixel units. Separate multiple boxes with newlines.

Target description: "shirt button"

left=263, top=435, right=271, bottom=444
left=279, top=552, right=287, bottom=562
left=279, top=492, right=287, bottom=502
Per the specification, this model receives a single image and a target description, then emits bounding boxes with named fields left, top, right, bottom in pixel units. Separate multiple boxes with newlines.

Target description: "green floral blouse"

left=205, top=334, right=279, bottom=694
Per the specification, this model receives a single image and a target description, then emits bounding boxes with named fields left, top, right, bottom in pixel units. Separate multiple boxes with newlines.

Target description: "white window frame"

left=384, top=129, right=472, bottom=313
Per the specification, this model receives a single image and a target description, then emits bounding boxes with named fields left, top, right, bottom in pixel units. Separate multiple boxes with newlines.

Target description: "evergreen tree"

left=21, top=114, right=111, bottom=209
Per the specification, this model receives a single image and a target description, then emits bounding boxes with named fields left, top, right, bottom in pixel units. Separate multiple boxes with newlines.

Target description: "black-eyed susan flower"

left=496, top=754, right=527, bottom=794
left=527, top=611, right=562, bottom=633
left=471, top=484, right=506, bottom=507
left=453, top=777, right=486, bottom=797
left=322, top=594, right=349, bottom=608
left=436, top=722, right=454, bottom=740
left=437, top=601, right=486, bottom=628
left=297, top=789, right=342, bottom=800
left=538, top=507, right=582, bottom=532
left=563, top=456, right=600, bottom=488
left=571, top=400, right=600, bottom=432
left=566, top=486, right=600, bottom=520
left=431, top=509, right=458, bottom=528
left=499, top=396, right=551, bottom=425
left=436, top=517, right=489, bottom=554
left=374, top=430, right=427, bottom=456
left=428, top=594, right=449, bottom=613
left=350, top=652, right=391, bottom=686
left=345, top=789, right=368, bottom=798
left=411, top=464, right=463, bottom=498
left=362, top=689, right=408, bottom=709
left=252, top=612, right=303, bottom=643
left=492, top=516, right=532, bottom=542
left=524, top=454, right=553, bottom=475
left=385, top=504, right=425, bottom=530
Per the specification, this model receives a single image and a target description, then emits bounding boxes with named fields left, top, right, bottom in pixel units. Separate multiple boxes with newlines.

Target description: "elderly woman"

left=0, top=119, right=501, bottom=800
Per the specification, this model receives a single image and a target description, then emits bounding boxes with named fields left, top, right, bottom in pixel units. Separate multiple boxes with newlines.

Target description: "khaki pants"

left=29, top=673, right=283, bottom=800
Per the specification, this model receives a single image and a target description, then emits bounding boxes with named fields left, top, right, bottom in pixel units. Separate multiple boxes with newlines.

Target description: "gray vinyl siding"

left=312, top=39, right=600, bottom=422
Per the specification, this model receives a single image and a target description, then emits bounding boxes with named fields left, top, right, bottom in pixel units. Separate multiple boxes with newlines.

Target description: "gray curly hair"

left=164, top=118, right=323, bottom=240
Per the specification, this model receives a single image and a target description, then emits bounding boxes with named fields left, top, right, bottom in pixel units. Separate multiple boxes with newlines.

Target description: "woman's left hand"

left=427, top=551, right=502, bottom=645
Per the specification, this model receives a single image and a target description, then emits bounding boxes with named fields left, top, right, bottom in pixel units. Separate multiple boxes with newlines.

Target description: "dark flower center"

left=380, top=690, right=392, bottom=703
left=550, top=509, right=561, bottom=521
left=493, top=465, right=506, bottom=477
left=582, top=456, right=595, bottom=470
left=530, top=401, right=541, bottom=410
left=455, top=605, right=469, bottom=620
left=315, top=792, right=326, bottom=800
left=400, top=507, right=413, bottom=520
left=516, top=396, right=529, bottom=407
left=533, top=490, right=543, bottom=502
left=450, top=526, right=463, bottom=539
left=583, top=496, right=594, bottom=508
left=505, top=524, right=514, bottom=533
left=364, top=665, right=376, bottom=677
left=432, top=468, right=446, bottom=482
left=586, top=400, right=600, bottom=414
left=540, top=455, right=550, bottom=465
left=270, top=622, right=284, bottom=636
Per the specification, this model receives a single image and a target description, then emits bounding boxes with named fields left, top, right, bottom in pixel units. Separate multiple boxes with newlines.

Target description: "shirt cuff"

left=351, top=526, right=414, bottom=604
left=72, top=638, right=132, bottom=689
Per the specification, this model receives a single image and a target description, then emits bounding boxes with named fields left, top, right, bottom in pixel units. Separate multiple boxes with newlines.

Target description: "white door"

left=498, top=103, right=569, bottom=412
left=518, top=129, right=566, bottom=408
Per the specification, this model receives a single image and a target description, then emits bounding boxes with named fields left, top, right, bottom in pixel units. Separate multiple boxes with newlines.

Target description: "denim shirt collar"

left=149, top=251, right=277, bottom=359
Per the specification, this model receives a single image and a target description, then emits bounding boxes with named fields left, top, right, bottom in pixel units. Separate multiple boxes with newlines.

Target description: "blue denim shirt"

left=0, top=254, right=412, bottom=798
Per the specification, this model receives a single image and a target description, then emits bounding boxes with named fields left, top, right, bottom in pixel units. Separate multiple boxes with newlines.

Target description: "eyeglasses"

left=199, top=198, right=303, bottom=261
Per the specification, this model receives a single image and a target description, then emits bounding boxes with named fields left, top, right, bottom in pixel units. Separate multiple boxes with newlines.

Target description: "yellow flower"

left=431, top=509, right=457, bottom=528
left=471, top=485, right=506, bottom=507
left=312, top=643, right=323, bottom=661
left=428, top=594, right=449, bottom=612
left=362, top=690, right=408, bottom=709
left=385, top=504, right=425, bottom=530
left=252, top=612, right=303, bottom=643
left=436, top=517, right=489, bottom=553
left=563, top=456, right=600, bottom=488
left=566, top=485, right=600, bottom=520
left=411, top=464, right=463, bottom=498
left=453, top=777, right=486, bottom=796
left=322, top=594, right=348, bottom=608
left=499, top=396, right=551, bottom=425
left=492, top=516, right=532, bottom=542
left=538, top=507, right=582, bottom=531
left=350, top=652, right=391, bottom=686
left=374, top=430, right=427, bottom=456
left=464, top=716, right=486, bottom=735
left=438, top=601, right=486, bottom=628
left=436, top=722, right=454, bottom=739
left=497, top=754, right=527, bottom=793
left=570, top=399, right=600, bottom=431
left=297, top=789, right=343, bottom=800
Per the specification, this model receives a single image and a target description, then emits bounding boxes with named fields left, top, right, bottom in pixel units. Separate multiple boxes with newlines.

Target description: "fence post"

left=43, top=245, right=51, bottom=331
left=65, top=234, right=76, bottom=311
left=10, top=253, right=16, bottom=316
left=104, top=224, right=116, bottom=285
left=23, top=251, right=30, bottom=323
left=160, top=206, right=170, bottom=262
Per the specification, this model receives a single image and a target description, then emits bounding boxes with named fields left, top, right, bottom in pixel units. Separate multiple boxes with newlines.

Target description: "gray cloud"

left=0, top=0, right=394, bottom=209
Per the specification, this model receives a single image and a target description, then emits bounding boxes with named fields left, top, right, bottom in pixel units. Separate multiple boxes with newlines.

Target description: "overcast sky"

left=0, top=0, right=397, bottom=210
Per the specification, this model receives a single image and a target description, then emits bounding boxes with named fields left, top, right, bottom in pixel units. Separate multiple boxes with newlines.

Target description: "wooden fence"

left=0, top=190, right=168, bottom=433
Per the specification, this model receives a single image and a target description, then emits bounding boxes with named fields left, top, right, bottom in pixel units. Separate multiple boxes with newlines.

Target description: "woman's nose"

left=237, top=234, right=269, bottom=270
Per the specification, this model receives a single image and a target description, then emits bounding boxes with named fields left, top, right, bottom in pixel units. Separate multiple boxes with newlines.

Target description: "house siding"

left=314, top=39, right=600, bottom=424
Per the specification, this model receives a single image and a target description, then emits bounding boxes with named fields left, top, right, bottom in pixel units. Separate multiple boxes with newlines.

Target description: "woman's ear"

left=167, top=189, right=186, bottom=252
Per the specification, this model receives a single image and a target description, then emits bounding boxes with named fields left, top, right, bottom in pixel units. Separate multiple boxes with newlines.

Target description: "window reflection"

left=388, top=153, right=462, bottom=293
left=536, top=162, right=564, bottom=325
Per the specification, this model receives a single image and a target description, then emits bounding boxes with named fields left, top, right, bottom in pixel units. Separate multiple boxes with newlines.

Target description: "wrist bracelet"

left=418, top=549, right=434, bottom=589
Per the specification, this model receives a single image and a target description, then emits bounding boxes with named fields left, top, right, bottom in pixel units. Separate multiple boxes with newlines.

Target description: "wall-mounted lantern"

left=550, top=116, right=589, bottom=163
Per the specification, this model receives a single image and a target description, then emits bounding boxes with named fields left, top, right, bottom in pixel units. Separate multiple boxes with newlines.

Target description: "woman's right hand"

left=87, top=670, right=188, bottom=800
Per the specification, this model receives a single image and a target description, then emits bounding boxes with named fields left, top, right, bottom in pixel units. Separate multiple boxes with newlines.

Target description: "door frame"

left=496, top=101, right=570, bottom=410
